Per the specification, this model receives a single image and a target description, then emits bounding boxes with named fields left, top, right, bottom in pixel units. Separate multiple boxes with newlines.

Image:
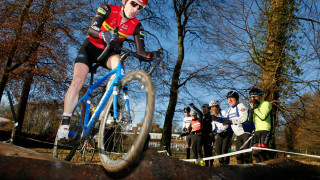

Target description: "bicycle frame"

left=70, top=61, right=127, bottom=140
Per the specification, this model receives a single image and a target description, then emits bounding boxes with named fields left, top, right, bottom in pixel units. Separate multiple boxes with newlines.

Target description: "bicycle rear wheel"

left=53, top=101, right=85, bottom=161
left=98, top=70, right=155, bottom=173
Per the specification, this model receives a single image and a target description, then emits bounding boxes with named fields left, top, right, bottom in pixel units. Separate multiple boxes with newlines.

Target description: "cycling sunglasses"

left=130, top=0, right=145, bottom=10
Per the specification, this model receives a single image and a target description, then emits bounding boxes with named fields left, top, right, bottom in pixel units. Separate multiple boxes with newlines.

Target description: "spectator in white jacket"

left=222, top=91, right=254, bottom=164
left=210, top=100, right=233, bottom=165
left=182, top=107, right=192, bottom=159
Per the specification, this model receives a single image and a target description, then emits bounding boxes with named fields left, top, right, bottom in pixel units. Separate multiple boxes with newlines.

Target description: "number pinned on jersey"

left=98, top=7, right=106, bottom=15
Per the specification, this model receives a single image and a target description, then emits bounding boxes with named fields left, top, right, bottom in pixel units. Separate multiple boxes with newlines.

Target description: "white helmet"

left=209, top=100, right=219, bottom=107
left=190, top=110, right=197, bottom=116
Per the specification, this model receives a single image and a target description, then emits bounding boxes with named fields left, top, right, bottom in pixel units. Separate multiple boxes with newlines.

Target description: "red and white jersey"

left=191, top=120, right=201, bottom=132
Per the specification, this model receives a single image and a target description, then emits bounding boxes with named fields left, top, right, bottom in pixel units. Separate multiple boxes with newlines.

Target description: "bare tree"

left=0, top=0, right=92, bottom=144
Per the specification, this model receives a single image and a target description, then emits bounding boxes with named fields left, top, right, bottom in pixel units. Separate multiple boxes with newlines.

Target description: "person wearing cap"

left=181, top=106, right=192, bottom=159
left=248, top=88, right=272, bottom=163
left=210, top=100, right=233, bottom=165
left=201, top=103, right=214, bottom=167
left=189, top=104, right=204, bottom=166
left=222, top=91, right=254, bottom=164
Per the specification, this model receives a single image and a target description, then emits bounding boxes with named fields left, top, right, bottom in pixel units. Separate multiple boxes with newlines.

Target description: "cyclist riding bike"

left=57, top=0, right=161, bottom=141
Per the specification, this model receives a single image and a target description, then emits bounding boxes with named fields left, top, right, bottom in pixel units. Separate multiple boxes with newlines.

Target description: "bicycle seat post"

left=90, top=65, right=99, bottom=85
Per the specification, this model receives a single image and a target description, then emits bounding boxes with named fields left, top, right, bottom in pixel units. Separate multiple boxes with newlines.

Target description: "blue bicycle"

left=53, top=29, right=161, bottom=173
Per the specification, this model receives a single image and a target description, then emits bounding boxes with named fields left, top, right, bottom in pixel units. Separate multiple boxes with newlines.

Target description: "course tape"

left=158, top=150, right=170, bottom=156
left=26, top=138, right=54, bottom=145
left=181, top=147, right=320, bottom=162
left=253, top=147, right=320, bottom=159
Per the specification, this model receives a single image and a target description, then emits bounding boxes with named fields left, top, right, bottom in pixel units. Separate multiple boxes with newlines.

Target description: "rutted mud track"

left=0, top=142, right=319, bottom=180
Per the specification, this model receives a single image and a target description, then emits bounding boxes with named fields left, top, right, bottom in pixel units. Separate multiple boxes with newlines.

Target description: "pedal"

left=69, top=131, right=76, bottom=137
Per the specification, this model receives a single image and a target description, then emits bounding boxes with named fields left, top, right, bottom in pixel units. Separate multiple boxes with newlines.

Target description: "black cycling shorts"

left=75, top=38, right=119, bottom=70
left=252, top=130, right=271, bottom=146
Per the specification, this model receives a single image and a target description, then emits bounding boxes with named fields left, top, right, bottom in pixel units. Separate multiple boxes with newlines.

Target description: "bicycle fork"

left=112, top=84, right=132, bottom=123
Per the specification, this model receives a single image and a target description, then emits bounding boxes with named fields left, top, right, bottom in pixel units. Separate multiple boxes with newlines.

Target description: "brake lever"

left=157, top=47, right=164, bottom=70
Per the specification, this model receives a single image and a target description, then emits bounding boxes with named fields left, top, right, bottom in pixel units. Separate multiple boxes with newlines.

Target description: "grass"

left=31, top=148, right=101, bottom=165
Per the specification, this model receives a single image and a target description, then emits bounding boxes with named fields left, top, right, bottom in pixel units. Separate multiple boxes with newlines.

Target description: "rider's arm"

left=133, top=23, right=150, bottom=58
left=88, top=4, right=111, bottom=39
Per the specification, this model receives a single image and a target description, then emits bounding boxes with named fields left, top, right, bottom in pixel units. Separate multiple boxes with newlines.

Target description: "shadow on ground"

left=0, top=142, right=319, bottom=180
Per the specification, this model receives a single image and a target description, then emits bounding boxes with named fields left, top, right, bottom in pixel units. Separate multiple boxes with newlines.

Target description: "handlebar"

left=96, top=27, right=163, bottom=75
left=117, top=46, right=163, bottom=75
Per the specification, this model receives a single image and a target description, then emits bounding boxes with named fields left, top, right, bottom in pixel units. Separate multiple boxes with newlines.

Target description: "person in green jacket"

left=248, top=88, right=272, bottom=163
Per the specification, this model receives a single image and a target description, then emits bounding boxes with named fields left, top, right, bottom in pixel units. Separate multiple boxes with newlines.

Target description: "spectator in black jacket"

left=201, top=104, right=214, bottom=167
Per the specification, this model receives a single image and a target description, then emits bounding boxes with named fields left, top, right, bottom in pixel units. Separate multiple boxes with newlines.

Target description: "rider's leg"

left=57, top=62, right=89, bottom=140
left=64, top=62, right=89, bottom=114
left=105, top=54, right=126, bottom=121
left=106, top=54, right=121, bottom=88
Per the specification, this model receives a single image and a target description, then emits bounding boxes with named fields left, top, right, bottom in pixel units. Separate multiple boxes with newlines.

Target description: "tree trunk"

left=160, top=1, right=187, bottom=154
left=13, top=66, right=35, bottom=145
left=260, top=0, right=295, bottom=150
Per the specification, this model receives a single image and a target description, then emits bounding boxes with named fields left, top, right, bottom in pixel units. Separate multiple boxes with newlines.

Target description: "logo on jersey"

left=98, top=7, right=106, bottom=15
left=91, top=22, right=100, bottom=31
left=240, top=108, right=246, bottom=112
left=140, top=31, right=145, bottom=36
left=77, top=54, right=85, bottom=58
left=121, top=24, right=128, bottom=31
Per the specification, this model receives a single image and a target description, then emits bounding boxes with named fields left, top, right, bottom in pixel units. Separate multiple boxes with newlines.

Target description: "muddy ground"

left=0, top=142, right=319, bottom=180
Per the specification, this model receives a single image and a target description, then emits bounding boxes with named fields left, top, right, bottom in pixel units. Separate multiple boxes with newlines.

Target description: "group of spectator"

left=180, top=88, right=273, bottom=166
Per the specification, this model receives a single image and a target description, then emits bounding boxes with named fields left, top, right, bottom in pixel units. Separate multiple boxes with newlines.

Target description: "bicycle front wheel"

left=98, top=70, right=155, bottom=173
left=73, top=138, right=96, bottom=164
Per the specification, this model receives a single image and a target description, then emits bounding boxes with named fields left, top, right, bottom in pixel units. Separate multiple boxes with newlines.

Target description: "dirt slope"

left=0, top=142, right=319, bottom=180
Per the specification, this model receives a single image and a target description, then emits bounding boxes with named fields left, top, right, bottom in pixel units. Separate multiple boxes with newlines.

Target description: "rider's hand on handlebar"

left=99, top=29, right=118, bottom=45
left=148, top=51, right=163, bottom=61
